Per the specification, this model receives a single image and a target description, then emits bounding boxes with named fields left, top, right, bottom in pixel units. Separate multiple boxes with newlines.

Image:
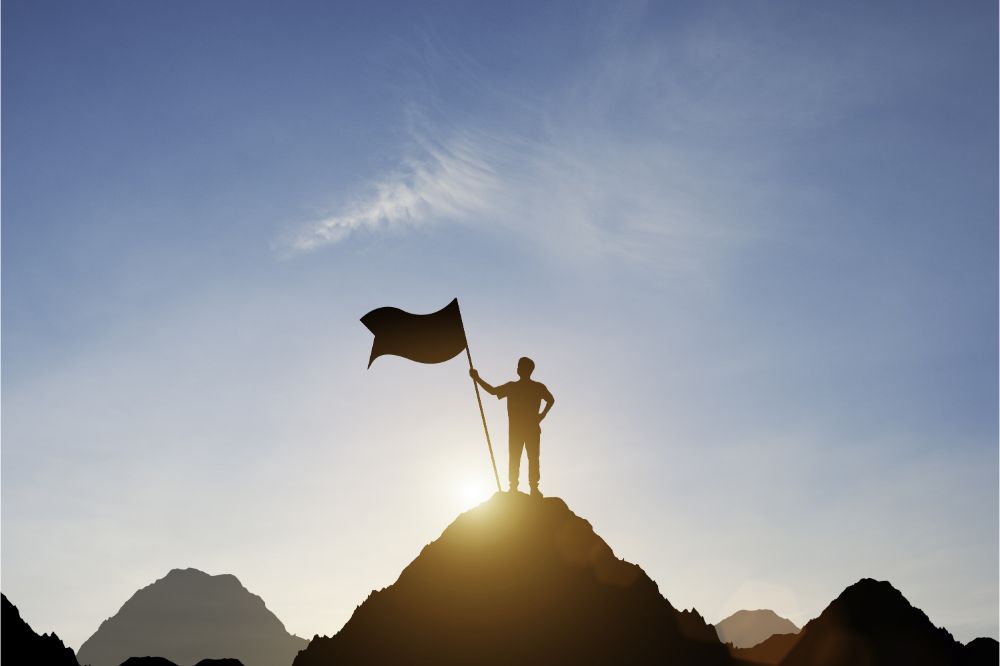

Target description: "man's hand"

left=469, top=368, right=499, bottom=396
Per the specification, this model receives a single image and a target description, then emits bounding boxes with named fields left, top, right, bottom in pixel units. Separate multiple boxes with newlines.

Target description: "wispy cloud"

left=288, top=134, right=502, bottom=252
left=284, top=114, right=758, bottom=275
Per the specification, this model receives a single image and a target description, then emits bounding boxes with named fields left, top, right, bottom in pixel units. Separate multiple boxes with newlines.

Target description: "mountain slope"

left=76, top=568, right=306, bottom=666
left=2, top=593, right=80, bottom=666
left=294, top=492, right=730, bottom=666
left=716, top=609, right=799, bottom=648
left=781, top=578, right=986, bottom=666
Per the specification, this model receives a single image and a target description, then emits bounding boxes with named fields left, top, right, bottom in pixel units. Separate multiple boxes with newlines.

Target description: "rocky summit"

left=294, top=491, right=730, bottom=666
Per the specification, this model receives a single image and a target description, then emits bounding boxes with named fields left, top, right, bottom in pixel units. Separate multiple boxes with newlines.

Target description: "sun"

left=456, top=477, right=492, bottom=507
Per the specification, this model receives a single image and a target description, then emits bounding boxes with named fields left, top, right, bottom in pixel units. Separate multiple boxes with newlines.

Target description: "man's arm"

left=538, top=386, right=555, bottom=422
left=469, top=368, right=499, bottom=396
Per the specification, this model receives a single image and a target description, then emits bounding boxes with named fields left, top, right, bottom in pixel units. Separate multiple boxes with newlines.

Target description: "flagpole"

left=458, top=310, right=502, bottom=493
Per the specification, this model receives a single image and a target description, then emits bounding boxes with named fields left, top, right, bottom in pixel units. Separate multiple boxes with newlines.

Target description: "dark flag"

left=361, top=297, right=501, bottom=491
left=361, top=298, right=468, bottom=368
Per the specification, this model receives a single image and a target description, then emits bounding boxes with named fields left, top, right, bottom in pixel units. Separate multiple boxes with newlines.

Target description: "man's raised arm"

left=469, top=368, right=499, bottom=396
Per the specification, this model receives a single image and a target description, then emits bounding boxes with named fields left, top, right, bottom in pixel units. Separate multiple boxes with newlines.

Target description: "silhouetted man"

left=470, top=357, right=554, bottom=497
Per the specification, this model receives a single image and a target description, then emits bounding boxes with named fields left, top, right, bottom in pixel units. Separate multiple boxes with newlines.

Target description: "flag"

left=361, top=298, right=468, bottom=368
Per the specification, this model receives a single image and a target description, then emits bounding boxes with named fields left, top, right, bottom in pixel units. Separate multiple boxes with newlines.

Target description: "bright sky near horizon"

left=3, top=0, right=997, bottom=650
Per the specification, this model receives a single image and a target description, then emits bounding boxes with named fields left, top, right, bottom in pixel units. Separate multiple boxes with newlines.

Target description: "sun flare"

left=457, top=477, right=492, bottom=507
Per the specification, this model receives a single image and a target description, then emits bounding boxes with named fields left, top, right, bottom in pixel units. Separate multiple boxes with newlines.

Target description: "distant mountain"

left=76, top=568, right=306, bottom=666
left=781, top=578, right=997, bottom=666
left=294, top=492, right=730, bottom=666
left=2, top=593, right=80, bottom=666
left=715, top=609, right=799, bottom=648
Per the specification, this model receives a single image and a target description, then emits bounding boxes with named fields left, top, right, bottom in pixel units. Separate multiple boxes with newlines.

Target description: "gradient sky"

left=3, top=0, right=997, bottom=650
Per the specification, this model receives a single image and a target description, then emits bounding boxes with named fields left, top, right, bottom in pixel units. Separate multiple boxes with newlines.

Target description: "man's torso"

left=497, top=379, right=552, bottom=433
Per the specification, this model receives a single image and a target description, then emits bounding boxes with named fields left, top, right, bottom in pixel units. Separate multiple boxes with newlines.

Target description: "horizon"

left=2, top=0, right=997, bottom=652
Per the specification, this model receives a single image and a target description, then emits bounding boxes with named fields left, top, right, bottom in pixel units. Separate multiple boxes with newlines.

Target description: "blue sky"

left=3, top=0, right=997, bottom=649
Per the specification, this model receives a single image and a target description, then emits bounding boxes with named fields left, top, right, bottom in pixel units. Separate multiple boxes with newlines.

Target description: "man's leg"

left=526, top=429, right=541, bottom=495
left=508, top=431, right=525, bottom=492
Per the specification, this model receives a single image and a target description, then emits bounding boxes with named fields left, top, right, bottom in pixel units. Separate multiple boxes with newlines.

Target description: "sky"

left=2, top=0, right=997, bottom=650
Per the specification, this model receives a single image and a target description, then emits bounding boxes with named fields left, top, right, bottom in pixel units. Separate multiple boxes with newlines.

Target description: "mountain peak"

left=781, top=578, right=969, bottom=666
left=295, top=491, right=728, bottom=666
left=822, top=578, right=951, bottom=639
left=715, top=607, right=799, bottom=648
left=163, top=567, right=223, bottom=578
left=76, top=569, right=306, bottom=666
left=158, top=568, right=245, bottom=589
left=839, top=578, right=904, bottom=600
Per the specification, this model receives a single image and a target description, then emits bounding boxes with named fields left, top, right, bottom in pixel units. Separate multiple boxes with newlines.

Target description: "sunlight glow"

left=457, top=477, right=492, bottom=508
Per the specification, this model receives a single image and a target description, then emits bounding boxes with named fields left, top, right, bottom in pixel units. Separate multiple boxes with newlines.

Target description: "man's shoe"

left=530, top=487, right=543, bottom=498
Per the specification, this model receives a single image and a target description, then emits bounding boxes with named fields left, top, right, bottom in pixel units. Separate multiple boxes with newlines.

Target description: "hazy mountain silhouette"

left=77, top=568, right=306, bottom=666
left=716, top=609, right=799, bottom=648
left=2, top=593, right=81, bottom=665
left=294, top=492, right=730, bottom=666
left=780, top=578, right=997, bottom=666
left=729, top=632, right=800, bottom=664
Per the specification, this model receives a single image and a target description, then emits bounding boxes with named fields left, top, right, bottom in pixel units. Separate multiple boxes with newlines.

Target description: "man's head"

left=517, top=356, right=535, bottom=379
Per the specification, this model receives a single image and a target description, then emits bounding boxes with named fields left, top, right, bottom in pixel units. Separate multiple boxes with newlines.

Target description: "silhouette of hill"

left=117, top=659, right=246, bottom=666
left=728, top=632, right=799, bottom=664
left=77, top=568, right=306, bottom=666
left=294, top=492, right=730, bottom=666
left=2, top=593, right=81, bottom=665
left=781, top=578, right=994, bottom=666
left=119, top=658, right=179, bottom=666
left=963, top=637, right=999, bottom=664
left=716, top=609, right=799, bottom=648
